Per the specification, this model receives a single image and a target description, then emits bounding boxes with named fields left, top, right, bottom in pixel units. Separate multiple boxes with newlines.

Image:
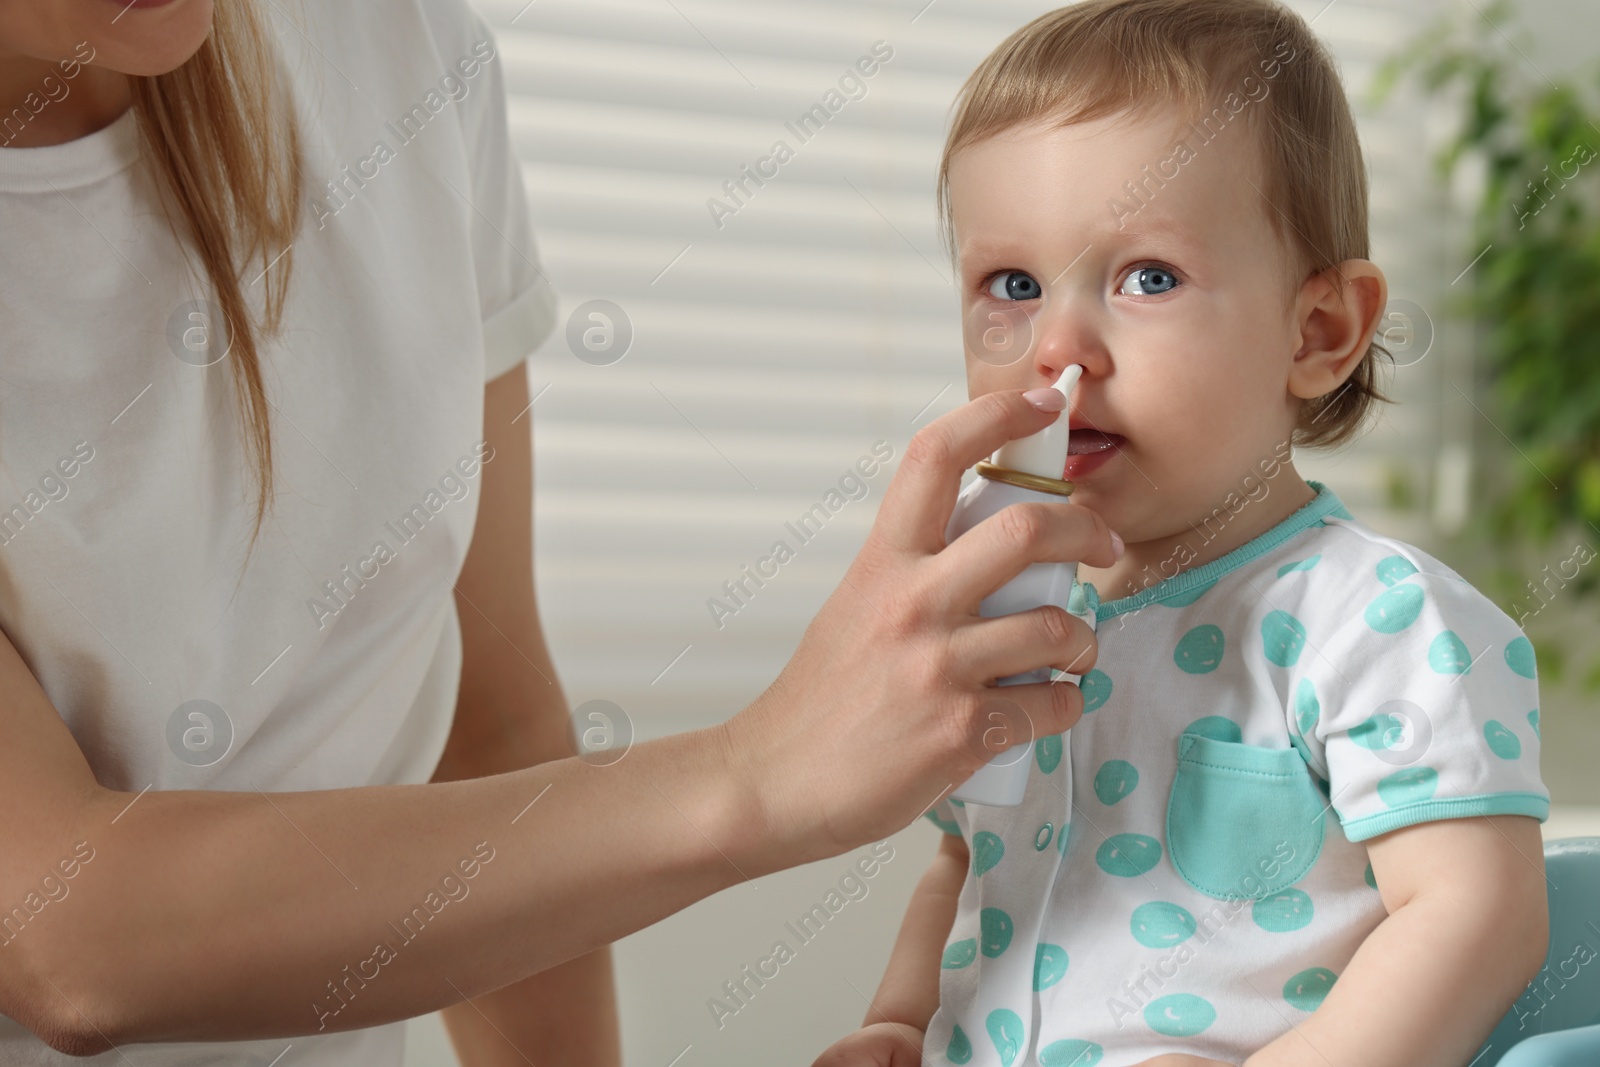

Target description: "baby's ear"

left=1288, top=259, right=1387, bottom=401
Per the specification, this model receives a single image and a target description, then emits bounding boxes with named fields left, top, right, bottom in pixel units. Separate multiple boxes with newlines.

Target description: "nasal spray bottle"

left=944, top=364, right=1084, bottom=806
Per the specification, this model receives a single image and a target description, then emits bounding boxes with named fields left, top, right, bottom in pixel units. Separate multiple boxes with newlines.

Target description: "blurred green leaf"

left=1379, top=1, right=1600, bottom=691
left=1383, top=461, right=1419, bottom=513
left=1583, top=655, right=1600, bottom=694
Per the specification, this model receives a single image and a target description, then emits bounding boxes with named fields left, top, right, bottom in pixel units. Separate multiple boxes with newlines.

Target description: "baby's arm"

left=868, top=830, right=970, bottom=1029
left=1243, top=814, right=1548, bottom=1067
left=812, top=831, right=968, bottom=1066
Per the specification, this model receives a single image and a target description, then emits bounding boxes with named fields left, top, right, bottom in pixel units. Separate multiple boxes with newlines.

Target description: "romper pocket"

left=1165, top=731, right=1325, bottom=900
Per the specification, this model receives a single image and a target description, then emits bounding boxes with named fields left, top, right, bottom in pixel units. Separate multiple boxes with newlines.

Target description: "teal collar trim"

left=1092, top=480, right=1349, bottom=623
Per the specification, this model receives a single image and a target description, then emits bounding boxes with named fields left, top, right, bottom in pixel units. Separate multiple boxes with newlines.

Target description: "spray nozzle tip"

left=1053, top=364, right=1084, bottom=402
left=993, top=365, right=1085, bottom=480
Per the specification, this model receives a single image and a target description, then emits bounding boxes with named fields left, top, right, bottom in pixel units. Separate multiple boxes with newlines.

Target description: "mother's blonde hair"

left=130, top=0, right=300, bottom=553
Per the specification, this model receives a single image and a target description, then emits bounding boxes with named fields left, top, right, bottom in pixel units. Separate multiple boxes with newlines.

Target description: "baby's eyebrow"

left=1102, top=213, right=1209, bottom=252
left=957, top=239, right=1028, bottom=263
left=957, top=216, right=1210, bottom=271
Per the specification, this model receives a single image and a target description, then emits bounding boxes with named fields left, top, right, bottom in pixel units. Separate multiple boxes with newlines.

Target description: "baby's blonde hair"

left=938, top=0, right=1389, bottom=449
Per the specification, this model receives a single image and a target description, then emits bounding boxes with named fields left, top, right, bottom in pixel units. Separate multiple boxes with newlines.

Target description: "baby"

left=813, top=1, right=1551, bottom=1065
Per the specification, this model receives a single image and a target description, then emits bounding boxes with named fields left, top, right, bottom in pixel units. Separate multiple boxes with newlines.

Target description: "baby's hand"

left=1131, top=1055, right=1238, bottom=1067
left=810, top=1022, right=928, bottom=1067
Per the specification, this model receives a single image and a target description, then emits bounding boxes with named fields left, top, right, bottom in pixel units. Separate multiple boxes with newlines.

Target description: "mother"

left=0, top=0, right=1113, bottom=1062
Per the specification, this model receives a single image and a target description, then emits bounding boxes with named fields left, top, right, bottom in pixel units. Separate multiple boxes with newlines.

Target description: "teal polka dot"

left=941, top=938, right=976, bottom=969
left=1096, top=833, right=1162, bottom=877
left=924, top=809, right=960, bottom=835
left=1058, top=819, right=1074, bottom=856
left=1174, top=624, right=1226, bottom=674
left=1262, top=610, right=1308, bottom=666
left=1293, top=678, right=1320, bottom=735
left=949, top=798, right=965, bottom=808
left=1160, top=579, right=1216, bottom=607
left=1528, top=708, right=1540, bottom=738
left=1376, top=766, right=1438, bottom=807
left=1130, top=901, right=1196, bottom=948
left=1093, top=760, right=1139, bottom=805
left=1033, top=943, right=1069, bottom=991
left=1144, top=993, right=1216, bottom=1036
left=980, top=907, right=1014, bottom=958
left=1040, top=1040, right=1103, bottom=1066
left=947, top=1025, right=973, bottom=1064
left=1035, top=823, right=1054, bottom=851
left=1184, top=715, right=1242, bottom=743
left=1376, top=555, right=1418, bottom=586
left=1080, top=669, right=1113, bottom=713
left=1428, top=630, right=1473, bottom=674
left=1284, top=967, right=1337, bottom=1011
left=1484, top=719, right=1522, bottom=759
left=1067, top=580, right=1090, bottom=615
left=1035, top=732, right=1063, bottom=774
left=1363, top=863, right=1377, bottom=890
left=1364, top=583, right=1424, bottom=633
left=1505, top=636, right=1537, bottom=679
left=972, top=831, right=1005, bottom=877
left=1253, top=889, right=1314, bottom=932
left=1277, top=554, right=1321, bottom=577
left=986, top=1008, right=1025, bottom=1067
left=1350, top=712, right=1407, bottom=750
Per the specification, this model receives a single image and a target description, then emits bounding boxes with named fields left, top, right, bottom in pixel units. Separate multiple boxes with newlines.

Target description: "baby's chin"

left=1071, top=476, right=1194, bottom=547
left=1058, top=481, right=1133, bottom=542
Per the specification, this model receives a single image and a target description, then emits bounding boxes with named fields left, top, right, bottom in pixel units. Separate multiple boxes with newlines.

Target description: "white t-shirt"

left=0, top=0, right=556, bottom=1061
left=921, top=481, right=1548, bottom=1066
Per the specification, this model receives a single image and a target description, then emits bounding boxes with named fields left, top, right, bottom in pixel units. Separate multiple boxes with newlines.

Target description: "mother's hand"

left=725, top=388, right=1121, bottom=868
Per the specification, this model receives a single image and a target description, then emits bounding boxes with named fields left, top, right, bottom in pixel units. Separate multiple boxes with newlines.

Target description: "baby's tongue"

left=1068, top=430, right=1122, bottom=455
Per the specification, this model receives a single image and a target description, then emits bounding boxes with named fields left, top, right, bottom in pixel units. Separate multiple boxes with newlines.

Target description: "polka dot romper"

left=921, top=481, right=1548, bottom=1066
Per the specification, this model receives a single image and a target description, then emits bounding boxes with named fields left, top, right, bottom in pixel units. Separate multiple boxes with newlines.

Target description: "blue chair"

left=1471, top=836, right=1600, bottom=1066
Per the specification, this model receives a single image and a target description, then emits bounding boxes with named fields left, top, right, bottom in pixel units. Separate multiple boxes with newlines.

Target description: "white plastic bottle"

left=945, top=365, right=1084, bottom=806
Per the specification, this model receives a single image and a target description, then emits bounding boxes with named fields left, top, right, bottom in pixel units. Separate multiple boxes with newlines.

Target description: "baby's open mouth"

left=1061, top=429, right=1125, bottom=480
left=1067, top=430, right=1124, bottom=456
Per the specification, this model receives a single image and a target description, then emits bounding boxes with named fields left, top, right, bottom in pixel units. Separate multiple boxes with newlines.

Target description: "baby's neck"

left=1078, top=465, right=1318, bottom=606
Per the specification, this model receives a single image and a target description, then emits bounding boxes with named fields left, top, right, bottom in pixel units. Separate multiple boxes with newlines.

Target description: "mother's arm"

left=429, top=364, right=620, bottom=1067
left=0, top=563, right=747, bottom=1055
left=0, top=384, right=1112, bottom=1056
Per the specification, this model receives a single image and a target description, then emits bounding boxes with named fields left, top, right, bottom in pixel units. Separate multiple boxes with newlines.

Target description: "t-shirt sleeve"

left=1288, top=557, right=1549, bottom=844
left=450, top=4, right=559, bottom=381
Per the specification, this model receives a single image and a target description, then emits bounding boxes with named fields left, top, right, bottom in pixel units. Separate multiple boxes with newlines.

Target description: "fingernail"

left=1110, top=529, right=1125, bottom=558
left=1023, top=387, right=1065, bottom=411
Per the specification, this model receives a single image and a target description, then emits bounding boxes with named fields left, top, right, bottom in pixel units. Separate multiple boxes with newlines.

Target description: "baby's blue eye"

left=1119, top=266, right=1179, bottom=296
left=987, top=271, right=1042, bottom=301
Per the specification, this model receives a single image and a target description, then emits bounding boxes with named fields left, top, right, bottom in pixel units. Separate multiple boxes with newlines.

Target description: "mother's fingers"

left=950, top=605, right=1098, bottom=683
left=971, top=676, right=1085, bottom=750
left=872, top=389, right=1065, bottom=556
left=931, top=500, right=1120, bottom=615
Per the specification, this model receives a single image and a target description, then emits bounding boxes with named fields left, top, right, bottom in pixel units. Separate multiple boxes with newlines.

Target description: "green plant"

left=1372, top=0, right=1600, bottom=688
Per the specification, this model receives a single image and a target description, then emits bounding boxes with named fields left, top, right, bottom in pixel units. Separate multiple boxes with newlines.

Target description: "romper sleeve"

left=1287, top=554, right=1549, bottom=844
left=449, top=4, right=559, bottom=381
left=924, top=796, right=965, bottom=837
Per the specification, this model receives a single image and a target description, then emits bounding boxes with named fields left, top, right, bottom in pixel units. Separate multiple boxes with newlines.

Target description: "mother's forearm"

left=429, top=667, right=622, bottom=1067
left=15, top=725, right=751, bottom=1055
left=1242, top=891, right=1544, bottom=1067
